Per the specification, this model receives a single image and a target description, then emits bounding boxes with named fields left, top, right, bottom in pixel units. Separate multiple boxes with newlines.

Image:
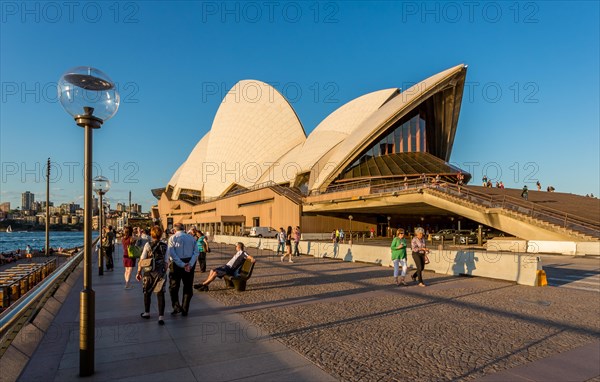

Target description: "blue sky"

left=1, top=1, right=599, bottom=211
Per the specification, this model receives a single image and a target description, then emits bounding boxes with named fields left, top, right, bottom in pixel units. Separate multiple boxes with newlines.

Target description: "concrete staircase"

left=424, top=185, right=599, bottom=241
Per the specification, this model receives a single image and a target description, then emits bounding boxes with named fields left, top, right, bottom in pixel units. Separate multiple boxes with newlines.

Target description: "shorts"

left=213, top=265, right=234, bottom=278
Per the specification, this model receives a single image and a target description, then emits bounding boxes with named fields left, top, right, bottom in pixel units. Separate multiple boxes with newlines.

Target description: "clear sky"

left=1, top=1, right=599, bottom=211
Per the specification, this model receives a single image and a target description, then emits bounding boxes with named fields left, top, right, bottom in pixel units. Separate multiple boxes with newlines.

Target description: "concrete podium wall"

left=482, top=238, right=599, bottom=256
left=575, top=242, right=600, bottom=256
left=213, top=235, right=541, bottom=286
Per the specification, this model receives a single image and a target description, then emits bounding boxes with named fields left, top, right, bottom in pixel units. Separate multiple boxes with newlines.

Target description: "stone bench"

left=223, top=259, right=255, bottom=292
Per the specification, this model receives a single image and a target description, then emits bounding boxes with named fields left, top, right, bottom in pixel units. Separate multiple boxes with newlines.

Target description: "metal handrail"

left=438, top=183, right=600, bottom=228
left=270, top=184, right=304, bottom=203
left=426, top=183, right=600, bottom=237
left=0, top=239, right=98, bottom=339
left=311, top=176, right=599, bottom=238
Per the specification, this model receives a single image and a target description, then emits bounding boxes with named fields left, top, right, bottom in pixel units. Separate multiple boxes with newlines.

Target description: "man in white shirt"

left=167, top=223, right=199, bottom=316
left=194, top=242, right=254, bottom=291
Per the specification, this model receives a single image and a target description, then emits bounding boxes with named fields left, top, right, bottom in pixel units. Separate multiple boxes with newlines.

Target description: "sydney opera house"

left=154, top=64, right=470, bottom=235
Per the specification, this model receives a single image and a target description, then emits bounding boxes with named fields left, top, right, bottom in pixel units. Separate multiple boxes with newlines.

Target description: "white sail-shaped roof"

left=172, top=132, right=211, bottom=199
left=309, top=64, right=466, bottom=191
left=168, top=162, right=184, bottom=189
left=202, top=80, right=306, bottom=197
left=166, top=65, right=467, bottom=199
left=257, top=88, right=399, bottom=185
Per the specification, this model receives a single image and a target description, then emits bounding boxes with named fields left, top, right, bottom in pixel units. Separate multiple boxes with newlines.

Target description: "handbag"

left=139, top=258, right=154, bottom=272
left=128, top=244, right=142, bottom=258
left=424, top=254, right=430, bottom=264
left=139, top=242, right=159, bottom=272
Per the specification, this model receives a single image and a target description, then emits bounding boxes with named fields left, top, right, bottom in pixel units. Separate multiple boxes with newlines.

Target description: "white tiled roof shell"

left=257, top=88, right=399, bottom=185
left=309, top=64, right=466, bottom=191
left=202, top=80, right=306, bottom=197
left=168, top=162, right=184, bottom=189
left=172, top=132, right=211, bottom=199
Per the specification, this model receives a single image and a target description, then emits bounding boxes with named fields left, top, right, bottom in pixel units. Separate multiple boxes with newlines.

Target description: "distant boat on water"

left=6, top=225, right=12, bottom=233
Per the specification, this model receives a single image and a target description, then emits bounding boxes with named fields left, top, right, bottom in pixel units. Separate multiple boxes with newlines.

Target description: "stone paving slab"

left=16, top=242, right=600, bottom=382
left=476, top=340, right=600, bottom=382
left=199, top=243, right=600, bottom=381
left=18, top=245, right=335, bottom=382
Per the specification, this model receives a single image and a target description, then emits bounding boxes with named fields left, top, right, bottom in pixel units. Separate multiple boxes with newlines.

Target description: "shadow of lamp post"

left=58, top=67, right=119, bottom=377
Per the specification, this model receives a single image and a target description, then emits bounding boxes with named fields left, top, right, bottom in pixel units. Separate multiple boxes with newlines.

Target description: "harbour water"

left=0, top=231, right=98, bottom=253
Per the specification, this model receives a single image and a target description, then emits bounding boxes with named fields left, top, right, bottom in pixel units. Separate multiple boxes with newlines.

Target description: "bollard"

left=536, top=270, right=548, bottom=286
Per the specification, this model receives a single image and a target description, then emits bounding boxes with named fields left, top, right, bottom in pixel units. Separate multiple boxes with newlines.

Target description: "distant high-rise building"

left=59, top=202, right=80, bottom=214
left=0, top=202, right=10, bottom=213
left=92, top=195, right=99, bottom=213
left=130, top=203, right=142, bottom=214
left=22, top=191, right=34, bottom=211
left=33, top=201, right=42, bottom=212
left=116, top=203, right=126, bottom=212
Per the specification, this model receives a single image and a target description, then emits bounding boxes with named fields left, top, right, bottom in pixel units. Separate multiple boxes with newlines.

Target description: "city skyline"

left=1, top=2, right=598, bottom=209
left=1, top=190, right=146, bottom=214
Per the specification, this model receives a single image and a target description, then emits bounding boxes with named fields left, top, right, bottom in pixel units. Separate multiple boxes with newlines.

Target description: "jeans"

left=393, top=258, right=407, bottom=277
left=198, top=252, right=206, bottom=272
left=293, top=241, right=300, bottom=256
left=277, top=242, right=285, bottom=255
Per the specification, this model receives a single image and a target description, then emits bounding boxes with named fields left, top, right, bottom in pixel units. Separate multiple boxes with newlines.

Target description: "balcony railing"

left=307, top=177, right=600, bottom=239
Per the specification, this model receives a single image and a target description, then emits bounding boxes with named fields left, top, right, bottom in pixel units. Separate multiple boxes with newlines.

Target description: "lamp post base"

left=79, top=289, right=95, bottom=377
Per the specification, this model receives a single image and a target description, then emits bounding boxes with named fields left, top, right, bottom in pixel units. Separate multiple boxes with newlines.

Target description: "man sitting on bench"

left=194, top=242, right=255, bottom=291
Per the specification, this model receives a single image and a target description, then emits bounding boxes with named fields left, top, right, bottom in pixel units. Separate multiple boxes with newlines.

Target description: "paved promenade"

left=16, top=242, right=600, bottom=381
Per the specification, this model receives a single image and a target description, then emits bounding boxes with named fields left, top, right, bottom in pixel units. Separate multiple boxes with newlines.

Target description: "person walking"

left=391, top=228, right=408, bottom=286
left=121, top=226, right=139, bottom=289
left=167, top=223, right=199, bottom=316
left=194, top=229, right=209, bottom=273
left=102, top=225, right=115, bottom=271
left=293, top=226, right=301, bottom=256
left=521, top=185, right=529, bottom=200
left=411, top=227, right=430, bottom=287
left=137, top=227, right=151, bottom=248
left=276, top=227, right=286, bottom=256
left=280, top=226, right=294, bottom=263
left=136, top=225, right=168, bottom=325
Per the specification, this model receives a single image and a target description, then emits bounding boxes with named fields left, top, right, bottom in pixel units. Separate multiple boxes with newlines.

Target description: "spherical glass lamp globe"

left=92, top=176, right=111, bottom=194
left=58, top=66, right=120, bottom=122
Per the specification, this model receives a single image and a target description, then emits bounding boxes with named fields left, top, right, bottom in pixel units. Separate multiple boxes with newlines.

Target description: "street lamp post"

left=387, top=216, right=391, bottom=237
left=45, top=158, right=50, bottom=256
left=348, top=215, right=353, bottom=244
left=93, top=176, right=111, bottom=276
left=58, top=67, right=119, bottom=377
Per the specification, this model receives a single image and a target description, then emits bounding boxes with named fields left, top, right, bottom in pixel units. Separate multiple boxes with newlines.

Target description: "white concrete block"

left=528, top=241, right=577, bottom=255
left=576, top=242, right=600, bottom=256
